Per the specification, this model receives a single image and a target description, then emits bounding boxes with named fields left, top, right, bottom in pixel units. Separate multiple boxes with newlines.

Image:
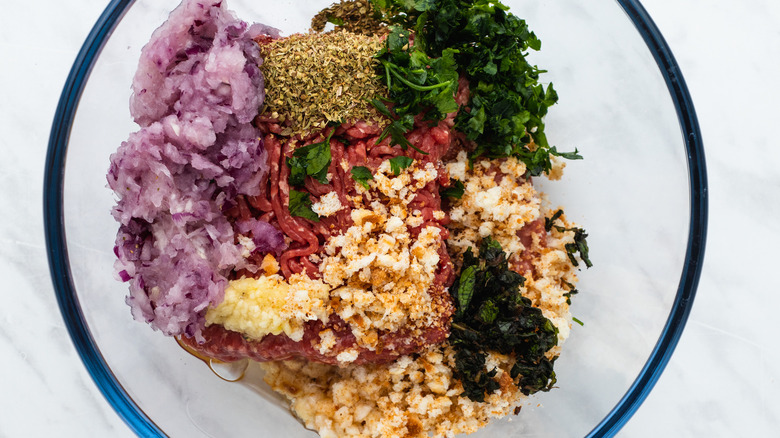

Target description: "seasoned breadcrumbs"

left=207, top=162, right=451, bottom=357
left=258, top=193, right=580, bottom=437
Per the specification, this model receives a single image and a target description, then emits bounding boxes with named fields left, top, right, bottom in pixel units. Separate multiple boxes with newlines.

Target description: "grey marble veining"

left=1, top=0, right=778, bottom=436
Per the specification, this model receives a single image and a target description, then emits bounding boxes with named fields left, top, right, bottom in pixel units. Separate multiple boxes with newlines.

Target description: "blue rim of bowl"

left=44, top=1, right=708, bottom=437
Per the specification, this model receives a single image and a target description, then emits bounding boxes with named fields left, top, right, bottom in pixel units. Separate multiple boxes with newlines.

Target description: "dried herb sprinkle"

left=258, top=31, right=388, bottom=136
left=311, top=0, right=387, bottom=36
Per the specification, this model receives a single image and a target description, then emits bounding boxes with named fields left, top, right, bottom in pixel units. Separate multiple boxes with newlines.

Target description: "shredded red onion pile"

left=107, top=0, right=282, bottom=340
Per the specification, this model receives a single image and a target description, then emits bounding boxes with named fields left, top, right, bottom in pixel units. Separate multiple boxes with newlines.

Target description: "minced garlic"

left=205, top=275, right=297, bottom=340
left=205, top=270, right=331, bottom=342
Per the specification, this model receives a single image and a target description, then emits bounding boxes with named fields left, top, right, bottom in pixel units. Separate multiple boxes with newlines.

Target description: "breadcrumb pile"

left=206, top=160, right=451, bottom=357
left=207, top=148, right=583, bottom=436
left=256, top=157, right=582, bottom=436
left=446, top=150, right=578, bottom=344
left=261, top=346, right=532, bottom=438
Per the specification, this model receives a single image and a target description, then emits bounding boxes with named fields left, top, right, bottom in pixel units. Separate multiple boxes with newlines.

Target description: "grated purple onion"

left=107, top=0, right=282, bottom=340
left=235, top=218, right=286, bottom=254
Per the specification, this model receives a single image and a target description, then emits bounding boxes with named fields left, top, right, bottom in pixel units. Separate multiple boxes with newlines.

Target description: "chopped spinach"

left=449, top=237, right=559, bottom=401
left=372, top=0, right=582, bottom=176
left=546, top=209, right=593, bottom=268
left=440, top=178, right=465, bottom=199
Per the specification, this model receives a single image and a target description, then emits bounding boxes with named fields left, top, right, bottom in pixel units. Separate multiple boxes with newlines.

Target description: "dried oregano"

left=311, top=0, right=388, bottom=36
left=258, top=31, right=388, bottom=137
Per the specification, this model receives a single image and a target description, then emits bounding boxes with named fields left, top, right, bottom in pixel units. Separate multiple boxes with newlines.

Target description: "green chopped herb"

left=565, top=228, right=592, bottom=268
left=350, top=165, right=374, bottom=189
left=287, top=130, right=335, bottom=187
left=371, top=98, right=420, bottom=153
left=572, top=317, right=584, bottom=326
left=455, top=265, right=477, bottom=317
left=370, top=24, right=458, bottom=153
left=440, top=178, right=465, bottom=199
left=544, top=209, right=564, bottom=232
left=562, top=288, right=579, bottom=305
left=372, top=0, right=582, bottom=176
left=388, top=155, right=414, bottom=175
left=546, top=209, right=593, bottom=268
left=287, top=156, right=307, bottom=187
left=550, top=146, right=584, bottom=161
left=288, top=189, right=320, bottom=222
left=449, top=237, right=559, bottom=402
left=478, top=300, right=499, bottom=324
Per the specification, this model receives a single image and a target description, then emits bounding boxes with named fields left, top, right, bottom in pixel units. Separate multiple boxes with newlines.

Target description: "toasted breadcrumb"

left=311, top=191, right=344, bottom=217
left=207, top=161, right=449, bottom=355
left=259, top=175, right=582, bottom=437
left=209, top=146, right=582, bottom=437
left=447, top=151, right=540, bottom=262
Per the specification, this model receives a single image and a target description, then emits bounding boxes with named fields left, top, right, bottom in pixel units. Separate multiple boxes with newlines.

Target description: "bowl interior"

left=59, top=0, right=692, bottom=436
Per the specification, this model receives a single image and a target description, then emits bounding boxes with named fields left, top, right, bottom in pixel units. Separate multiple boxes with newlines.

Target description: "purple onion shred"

left=107, top=0, right=282, bottom=341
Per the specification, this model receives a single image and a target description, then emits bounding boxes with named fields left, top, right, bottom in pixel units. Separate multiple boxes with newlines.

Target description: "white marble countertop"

left=1, top=0, right=778, bottom=436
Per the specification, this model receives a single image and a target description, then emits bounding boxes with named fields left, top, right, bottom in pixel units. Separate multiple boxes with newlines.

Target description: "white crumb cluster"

left=311, top=191, right=344, bottom=217
left=260, top=188, right=582, bottom=438
left=236, top=234, right=256, bottom=258
left=317, top=160, right=449, bottom=354
left=207, top=159, right=449, bottom=361
left=446, top=151, right=539, bottom=264
left=261, top=334, right=558, bottom=438
left=260, top=346, right=528, bottom=438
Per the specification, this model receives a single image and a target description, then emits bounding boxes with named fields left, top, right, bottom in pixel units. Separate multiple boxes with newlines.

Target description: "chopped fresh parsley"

left=350, top=165, right=374, bottom=189
left=440, top=178, right=464, bottom=199
left=388, top=155, right=414, bottom=175
left=286, top=131, right=336, bottom=220
left=449, top=237, right=559, bottom=402
left=288, top=189, right=319, bottom=222
left=287, top=130, right=335, bottom=187
left=370, top=24, right=458, bottom=153
left=373, top=0, right=582, bottom=176
left=371, top=98, right=418, bottom=152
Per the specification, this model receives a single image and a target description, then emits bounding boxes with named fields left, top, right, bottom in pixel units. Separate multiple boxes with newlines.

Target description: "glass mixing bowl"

left=45, top=0, right=707, bottom=436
